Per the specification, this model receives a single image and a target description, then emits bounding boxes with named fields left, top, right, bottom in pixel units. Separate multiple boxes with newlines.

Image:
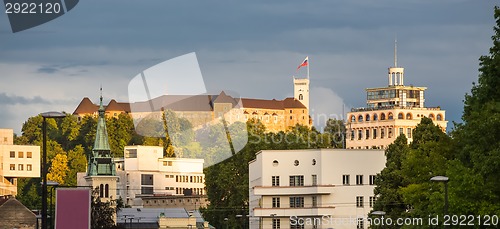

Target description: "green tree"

left=323, top=118, right=345, bottom=148
left=66, top=145, right=88, bottom=186
left=91, top=188, right=117, bottom=229
left=371, top=135, right=409, bottom=228
left=450, top=6, right=500, bottom=217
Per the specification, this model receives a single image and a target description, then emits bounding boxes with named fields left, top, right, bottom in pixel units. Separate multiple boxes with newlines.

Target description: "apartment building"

left=249, top=149, right=385, bottom=229
left=0, top=129, right=40, bottom=196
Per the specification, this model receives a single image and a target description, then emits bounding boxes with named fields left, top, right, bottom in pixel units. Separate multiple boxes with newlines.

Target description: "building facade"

left=115, top=146, right=206, bottom=207
left=346, top=48, right=447, bottom=149
left=0, top=129, right=40, bottom=196
left=249, top=149, right=385, bottom=229
left=73, top=77, right=311, bottom=132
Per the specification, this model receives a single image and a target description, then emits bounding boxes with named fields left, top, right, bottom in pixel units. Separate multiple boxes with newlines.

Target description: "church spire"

left=93, top=87, right=111, bottom=151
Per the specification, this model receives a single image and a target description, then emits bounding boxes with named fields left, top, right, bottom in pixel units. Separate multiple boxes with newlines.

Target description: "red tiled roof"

left=105, top=99, right=124, bottom=111
left=73, top=97, right=98, bottom=115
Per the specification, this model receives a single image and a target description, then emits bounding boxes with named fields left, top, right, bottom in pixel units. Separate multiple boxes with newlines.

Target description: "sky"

left=0, top=0, right=497, bottom=134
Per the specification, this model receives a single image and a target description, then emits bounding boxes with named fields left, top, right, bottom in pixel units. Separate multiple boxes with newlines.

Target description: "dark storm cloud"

left=0, top=93, right=52, bottom=105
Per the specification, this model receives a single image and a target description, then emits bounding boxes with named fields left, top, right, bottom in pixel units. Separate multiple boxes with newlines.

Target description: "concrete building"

left=346, top=42, right=447, bottom=149
left=115, top=146, right=206, bottom=208
left=0, top=129, right=40, bottom=196
left=73, top=77, right=311, bottom=132
left=249, top=149, right=385, bottom=229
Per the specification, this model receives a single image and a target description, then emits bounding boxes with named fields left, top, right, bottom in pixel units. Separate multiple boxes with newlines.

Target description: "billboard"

left=55, top=188, right=91, bottom=229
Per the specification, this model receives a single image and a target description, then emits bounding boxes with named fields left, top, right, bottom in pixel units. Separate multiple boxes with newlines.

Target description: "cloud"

left=0, top=93, right=52, bottom=105
left=37, top=66, right=59, bottom=74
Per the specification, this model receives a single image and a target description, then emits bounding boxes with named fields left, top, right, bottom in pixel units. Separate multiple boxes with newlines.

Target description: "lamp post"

left=431, top=175, right=449, bottom=228
left=41, top=111, right=66, bottom=229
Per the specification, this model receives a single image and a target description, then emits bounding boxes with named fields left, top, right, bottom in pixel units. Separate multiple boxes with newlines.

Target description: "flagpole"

left=307, top=56, right=310, bottom=79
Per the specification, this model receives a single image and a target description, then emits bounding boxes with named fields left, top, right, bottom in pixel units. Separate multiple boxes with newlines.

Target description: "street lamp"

left=430, top=176, right=449, bottom=217
left=41, top=111, right=66, bottom=229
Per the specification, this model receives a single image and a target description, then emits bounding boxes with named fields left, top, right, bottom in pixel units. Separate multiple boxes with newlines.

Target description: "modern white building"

left=115, top=146, right=206, bottom=207
left=249, top=149, right=385, bottom=229
left=0, top=129, right=40, bottom=196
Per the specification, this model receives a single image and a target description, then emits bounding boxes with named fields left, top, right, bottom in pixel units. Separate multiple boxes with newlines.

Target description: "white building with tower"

left=346, top=41, right=447, bottom=149
left=249, top=149, right=385, bottom=229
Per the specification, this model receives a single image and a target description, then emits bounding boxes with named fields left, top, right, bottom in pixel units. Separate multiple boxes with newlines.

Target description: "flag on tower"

left=297, top=56, right=308, bottom=70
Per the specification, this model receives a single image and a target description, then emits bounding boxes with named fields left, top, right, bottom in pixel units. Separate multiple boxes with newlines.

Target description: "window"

left=365, top=114, right=370, bottom=121
left=10, top=164, right=15, bottom=170
left=373, top=128, right=377, bottom=139
left=272, top=218, right=280, bottom=229
left=272, top=160, right=279, bottom=166
left=429, top=114, right=435, bottom=120
left=291, top=221, right=305, bottom=229
left=141, top=187, right=153, bottom=195
left=369, top=175, right=376, bottom=185
left=381, top=113, right=386, bottom=120
left=373, top=114, right=378, bottom=121
left=358, top=130, right=362, bottom=140
left=18, top=164, right=23, bottom=171
left=399, top=128, right=404, bottom=136
left=105, top=184, right=109, bottom=198
left=312, top=175, right=317, bottom=186
left=99, top=184, right=104, bottom=197
left=290, top=116, right=293, bottom=120
left=369, top=196, right=376, bottom=208
left=289, top=196, right=304, bottom=208
left=163, top=161, right=172, bottom=166
left=312, top=159, right=316, bottom=165
left=356, top=175, right=363, bottom=185
left=365, top=129, right=370, bottom=139
left=289, top=175, right=304, bottom=186
left=299, top=94, right=303, bottom=100
left=388, top=128, right=393, bottom=138
left=398, top=113, right=404, bottom=119
left=294, top=160, right=299, bottom=166
left=27, top=164, right=32, bottom=171
left=407, top=128, right=412, bottom=138
left=358, top=115, right=363, bottom=122
left=350, top=115, right=356, bottom=122
left=141, top=174, right=154, bottom=185
left=312, top=196, right=317, bottom=207
left=272, top=197, right=280, bottom=208
left=26, top=152, right=32, bottom=158
left=350, top=130, right=354, bottom=140
left=342, top=175, right=350, bottom=185
left=10, top=151, right=15, bottom=158
left=272, top=176, right=280, bottom=186
left=406, top=113, right=412, bottom=120
left=381, top=128, right=385, bottom=139
left=357, top=217, right=364, bottom=229
left=356, top=196, right=364, bottom=208
left=388, top=113, right=393, bottom=120
left=437, top=114, right=443, bottom=121
left=18, top=152, right=23, bottom=158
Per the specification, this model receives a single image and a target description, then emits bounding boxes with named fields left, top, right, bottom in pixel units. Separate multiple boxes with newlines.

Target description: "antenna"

left=394, top=37, right=398, bottom=67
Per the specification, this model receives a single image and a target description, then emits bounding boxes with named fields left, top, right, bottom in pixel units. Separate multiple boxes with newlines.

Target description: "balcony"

left=253, top=185, right=334, bottom=196
left=254, top=207, right=335, bottom=217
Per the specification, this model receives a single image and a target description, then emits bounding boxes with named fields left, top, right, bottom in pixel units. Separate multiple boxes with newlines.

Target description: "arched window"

left=373, top=114, right=378, bottom=121
left=350, top=115, right=356, bottom=123
left=406, top=113, right=412, bottom=120
left=99, top=184, right=104, bottom=198
left=398, top=113, right=404, bottom=119
left=388, top=113, right=394, bottom=120
left=380, top=113, right=386, bottom=120
left=365, top=114, right=370, bottom=121
left=358, top=115, right=363, bottom=122
left=299, top=94, right=303, bottom=100
left=437, top=114, right=443, bottom=121
left=429, top=114, right=435, bottom=120
left=105, top=184, right=109, bottom=198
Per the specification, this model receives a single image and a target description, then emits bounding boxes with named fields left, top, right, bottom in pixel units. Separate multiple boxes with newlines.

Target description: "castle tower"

left=83, top=88, right=118, bottom=201
left=293, top=77, right=309, bottom=110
